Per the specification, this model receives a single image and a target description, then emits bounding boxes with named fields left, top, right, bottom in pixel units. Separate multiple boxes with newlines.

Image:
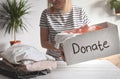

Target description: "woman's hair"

left=48, top=0, right=72, bottom=13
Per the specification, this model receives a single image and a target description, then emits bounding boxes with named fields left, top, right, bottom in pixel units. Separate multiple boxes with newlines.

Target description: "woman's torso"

left=40, top=6, right=89, bottom=60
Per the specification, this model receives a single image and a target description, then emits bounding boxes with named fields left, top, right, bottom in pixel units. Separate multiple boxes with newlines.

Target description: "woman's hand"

left=61, top=51, right=66, bottom=61
left=59, top=45, right=66, bottom=61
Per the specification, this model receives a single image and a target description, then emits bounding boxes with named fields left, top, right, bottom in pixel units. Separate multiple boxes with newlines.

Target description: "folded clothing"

left=0, top=56, right=57, bottom=71
left=26, top=60, right=57, bottom=71
left=1, top=44, right=55, bottom=65
left=13, top=60, right=57, bottom=72
left=0, top=59, right=51, bottom=79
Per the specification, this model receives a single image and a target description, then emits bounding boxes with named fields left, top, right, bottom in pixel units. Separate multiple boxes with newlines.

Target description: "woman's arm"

left=40, top=28, right=66, bottom=61
left=40, top=28, right=61, bottom=51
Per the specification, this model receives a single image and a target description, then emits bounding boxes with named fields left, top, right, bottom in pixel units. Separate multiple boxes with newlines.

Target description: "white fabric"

left=1, top=44, right=55, bottom=65
left=26, top=60, right=57, bottom=71
left=55, top=33, right=78, bottom=49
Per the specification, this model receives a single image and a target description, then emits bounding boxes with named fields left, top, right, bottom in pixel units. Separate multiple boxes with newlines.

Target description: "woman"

left=40, top=0, right=89, bottom=61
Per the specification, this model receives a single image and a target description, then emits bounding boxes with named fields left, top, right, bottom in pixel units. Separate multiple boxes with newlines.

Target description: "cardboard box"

left=62, top=22, right=120, bottom=65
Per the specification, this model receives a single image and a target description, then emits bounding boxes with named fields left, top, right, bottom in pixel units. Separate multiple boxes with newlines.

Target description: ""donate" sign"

left=63, top=22, right=120, bottom=65
left=72, top=41, right=110, bottom=54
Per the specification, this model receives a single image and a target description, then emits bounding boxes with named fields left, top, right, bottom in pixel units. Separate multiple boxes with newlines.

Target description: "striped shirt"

left=40, top=6, right=89, bottom=60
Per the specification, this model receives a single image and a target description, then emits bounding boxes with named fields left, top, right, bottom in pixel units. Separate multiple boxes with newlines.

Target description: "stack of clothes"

left=0, top=44, right=57, bottom=79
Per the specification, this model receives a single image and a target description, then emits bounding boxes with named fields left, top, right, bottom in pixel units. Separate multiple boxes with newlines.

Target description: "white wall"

left=0, top=0, right=120, bottom=53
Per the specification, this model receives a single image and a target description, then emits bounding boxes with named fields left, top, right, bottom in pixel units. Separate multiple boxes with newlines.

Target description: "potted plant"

left=109, top=0, right=120, bottom=15
left=0, top=0, right=30, bottom=45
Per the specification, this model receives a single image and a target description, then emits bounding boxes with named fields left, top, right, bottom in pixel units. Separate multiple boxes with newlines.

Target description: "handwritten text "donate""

left=72, top=41, right=110, bottom=54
